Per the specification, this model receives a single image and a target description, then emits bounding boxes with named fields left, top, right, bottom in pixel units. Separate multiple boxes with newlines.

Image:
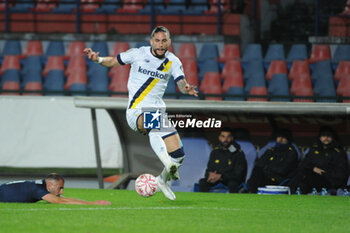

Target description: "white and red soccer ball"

left=135, top=174, right=158, bottom=197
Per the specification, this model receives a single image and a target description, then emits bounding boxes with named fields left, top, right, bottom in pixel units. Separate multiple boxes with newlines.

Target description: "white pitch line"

left=1, top=206, right=241, bottom=212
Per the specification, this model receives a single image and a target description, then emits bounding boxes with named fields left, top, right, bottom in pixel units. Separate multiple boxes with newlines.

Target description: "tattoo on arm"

left=177, top=79, right=188, bottom=94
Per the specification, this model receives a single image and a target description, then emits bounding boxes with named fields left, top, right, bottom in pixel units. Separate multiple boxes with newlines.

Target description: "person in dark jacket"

left=198, top=128, right=247, bottom=193
left=246, top=129, right=299, bottom=193
left=288, top=126, right=349, bottom=194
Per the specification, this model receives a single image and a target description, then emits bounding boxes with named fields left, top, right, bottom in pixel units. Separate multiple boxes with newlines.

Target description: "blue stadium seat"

left=312, top=62, right=336, bottom=102
left=70, top=83, right=87, bottom=96
left=244, top=72, right=266, bottom=95
left=134, top=41, right=149, bottom=48
left=258, top=140, right=302, bottom=160
left=45, top=41, right=65, bottom=59
left=22, top=56, right=42, bottom=75
left=263, top=44, right=285, bottom=70
left=311, top=60, right=333, bottom=85
left=52, top=0, right=76, bottom=13
left=241, top=44, right=263, bottom=69
left=22, top=70, right=42, bottom=87
left=197, top=43, right=219, bottom=63
left=187, top=0, right=208, bottom=14
left=163, top=0, right=187, bottom=14
left=171, top=137, right=212, bottom=192
left=164, top=79, right=177, bottom=99
left=224, top=87, right=245, bottom=101
left=138, top=0, right=165, bottom=14
left=198, top=59, right=220, bottom=81
left=286, top=44, right=308, bottom=69
left=243, top=60, right=264, bottom=81
left=96, top=0, right=121, bottom=13
left=1, top=40, right=22, bottom=57
left=268, top=74, right=290, bottom=102
left=44, top=70, right=65, bottom=96
left=236, top=140, right=257, bottom=182
left=91, top=41, right=109, bottom=57
left=1, top=70, right=21, bottom=86
left=10, top=0, right=34, bottom=12
left=332, top=45, right=350, bottom=70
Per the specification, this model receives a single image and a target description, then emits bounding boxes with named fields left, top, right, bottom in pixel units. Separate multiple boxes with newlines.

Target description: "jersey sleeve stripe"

left=174, top=75, right=185, bottom=83
left=129, top=77, right=159, bottom=109
left=117, top=54, right=126, bottom=65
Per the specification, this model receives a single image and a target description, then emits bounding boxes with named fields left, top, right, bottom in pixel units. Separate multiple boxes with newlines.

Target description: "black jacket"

left=300, top=140, right=349, bottom=188
left=256, top=143, right=298, bottom=184
left=204, top=141, right=247, bottom=184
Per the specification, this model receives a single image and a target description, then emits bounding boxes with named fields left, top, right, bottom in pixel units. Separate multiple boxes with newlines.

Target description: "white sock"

left=149, top=132, right=172, bottom=169
left=159, top=167, right=170, bottom=183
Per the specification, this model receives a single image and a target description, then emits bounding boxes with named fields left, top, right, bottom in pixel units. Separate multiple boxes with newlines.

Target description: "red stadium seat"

left=336, top=75, right=350, bottom=96
left=23, top=82, right=43, bottom=96
left=0, top=56, right=21, bottom=75
left=247, top=87, right=268, bottom=101
left=23, top=41, right=43, bottom=57
left=109, top=68, right=129, bottom=97
left=66, top=41, right=86, bottom=59
left=1, top=81, right=20, bottom=95
left=221, top=60, right=242, bottom=79
left=177, top=43, right=197, bottom=60
left=65, top=57, right=86, bottom=76
left=42, top=56, right=65, bottom=76
left=288, top=60, right=310, bottom=80
left=206, top=0, right=230, bottom=14
left=343, top=89, right=350, bottom=103
left=329, top=17, right=347, bottom=37
left=199, top=72, right=222, bottom=100
left=290, top=73, right=312, bottom=95
left=218, top=43, right=240, bottom=63
left=334, top=61, right=350, bottom=81
left=110, top=42, right=130, bottom=56
left=222, top=73, right=244, bottom=92
left=79, top=0, right=101, bottom=12
left=65, top=69, right=87, bottom=90
left=293, top=88, right=314, bottom=102
left=182, top=59, right=199, bottom=86
left=117, top=0, right=145, bottom=12
left=109, top=64, right=130, bottom=79
left=265, top=60, right=287, bottom=80
left=309, top=45, right=331, bottom=64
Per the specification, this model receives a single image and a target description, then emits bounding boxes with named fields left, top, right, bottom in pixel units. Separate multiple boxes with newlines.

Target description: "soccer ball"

left=135, top=174, right=158, bottom=197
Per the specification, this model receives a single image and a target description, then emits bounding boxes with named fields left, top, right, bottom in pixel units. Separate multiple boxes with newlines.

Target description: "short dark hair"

left=151, top=26, right=170, bottom=38
left=220, top=127, right=232, bottom=135
left=45, top=173, right=64, bottom=183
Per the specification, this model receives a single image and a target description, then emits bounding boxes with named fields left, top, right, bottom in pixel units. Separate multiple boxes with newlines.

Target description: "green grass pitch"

left=0, top=189, right=349, bottom=233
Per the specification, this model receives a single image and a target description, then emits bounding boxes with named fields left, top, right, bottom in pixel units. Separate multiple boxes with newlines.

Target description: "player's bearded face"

left=150, top=32, right=171, bottom=58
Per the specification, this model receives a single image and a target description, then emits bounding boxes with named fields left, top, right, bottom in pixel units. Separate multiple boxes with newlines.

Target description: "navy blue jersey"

left=0, top=179, right=49, bottom=203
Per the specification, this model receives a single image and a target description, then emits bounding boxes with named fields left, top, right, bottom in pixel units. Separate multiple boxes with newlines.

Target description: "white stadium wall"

left=0, top=96, right=123, bottom=168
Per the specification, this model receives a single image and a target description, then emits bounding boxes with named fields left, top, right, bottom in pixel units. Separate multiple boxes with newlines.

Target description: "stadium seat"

left=222, top=72, right=244, bottom=92
left=0, top=56, right=21, bottom=75
left=109, top=64, right=130, bottom=78
left=1, top=70, right=21, bottom=85
left=65, top=41, right=86, bottom=60
left=334, top=61, right=350, bottom=82
left=1, top=81, right=20, bottom=95
left=42, top=56, right=65, bottom=76
left=286, top=44, right=308, bottom=69
left=343, top=89, right=350, bottom=103
left=65, top=57, right=86, bottom=76
left=265, top=60, right=287, bottom=81
left=218, top=43, right=240, bottom=64
left=182, top=59, right=199, bottom=86
left=198, top=59, right=220, bottom=81
left=224, top=86, right=245, bottom=101
left=336, top=75, right=350, bottom=96
left=288, top=60, right=310, bottom=81
left=65, top=69, right=88, bottom=90
left=313, top=71, right=336, bottom=102
left=109, top=66, right=129, bottom=97
left=163, top=0, right=186, bottom=14
left=221, top=60, right=242, bottom=80
left=22, top=70, right=42, bottom=87
left=290, top=73, right=312, bottom=95
left=79, top=0, right=100, bottom=12
left=197, top=43, right=219, bottom=63
left=263, top=44, right=285, bottom=70
left=110, top=42, right=130, bottom=56
left=44, top=70, right=65, bottom=96
left=22, top=56, right=42, bottom=74
left=23, top=82, right=42, bottom=96
left=70, top=83, right=87, bottom=96
left=244, top=71, right=265, bottom=94
left=199, top=72, right=222, bottom=100
left=52, top=0, right=76, bottom=13
left=311, top=60, right=333, bottom=85
left=10, top=0, right=35, bottom=12
left=23, top=41, right=43, bottom=57
left=258, top=140, right=301, bottom=160
left=164, top=79, right=177, bottom=99
left=88, top=79, right=109, bottom=96
left=235, top=140, right=257, bottom=182
left=243, top=60, right=264, bottom=81
left=241, top=44, right=263, bottom=69
left=247, top=86, right=268, bottom=101
left=332, top=44, right=350, bottom=70
left=135, top=41, right=149, bottom=48
left=1, top=40, right=22, bottom=57
left=268, top=74, right=290, bottom=102
left=188, top=0, right=209, bottom=13
left=309, top=44, right=331, bottom=64
left=91, top=41, right=108, bottom=57
left=117, top=0, right=146, bottom=12
left=206, top=0, right=230, bottom=14
left=171, top=137, right=211, bottom=192
left=293, top=88, right=314, bottom=102
left=176, top=43, right=197, bottom=60
left=96, top=0, right=121, bottom=13
left=45, top=41, right=65, bottom=58
left=34, top=0, right=57, bottom=12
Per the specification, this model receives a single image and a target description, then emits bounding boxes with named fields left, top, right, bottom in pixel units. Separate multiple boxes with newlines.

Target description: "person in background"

left=288, top=126, right=349, bottom=194
left=198, top=127, right=247, bottom=193
left=0, top=173, right=111, bottom=205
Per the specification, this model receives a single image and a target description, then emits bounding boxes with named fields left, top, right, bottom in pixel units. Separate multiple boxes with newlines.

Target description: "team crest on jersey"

left=157, top=58, right=173, bottom=73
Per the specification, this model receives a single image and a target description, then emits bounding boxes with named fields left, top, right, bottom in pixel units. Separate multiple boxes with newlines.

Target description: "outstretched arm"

left=177, top=79, right=198, bottom=96
left=83, top=48, right=120, bottom=68
left=42, top=193, right=111, bottom=205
